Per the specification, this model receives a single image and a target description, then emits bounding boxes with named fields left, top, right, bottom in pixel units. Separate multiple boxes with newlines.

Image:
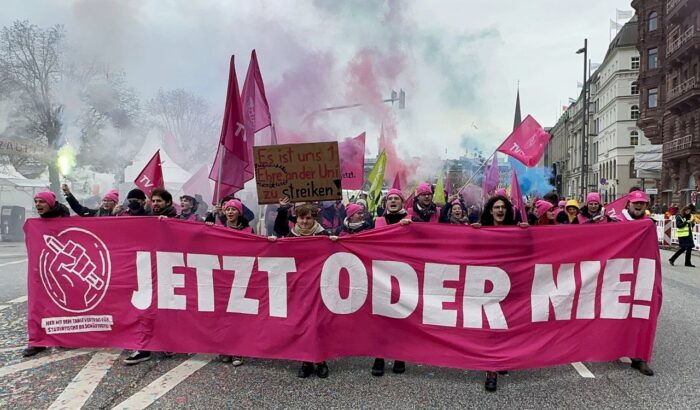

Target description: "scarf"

left=154, top=205, right=177, bottom=218
left=449, top=214, right=469, bottom=225
left=413, top=202, right=437, bottom=222
left=343, top=218, right=366, bottom=233
left=292, top=221, right=326, bottom=236
left=226, top=219, right=245, bottom=230
left=384, top=209, right=408, bottom=225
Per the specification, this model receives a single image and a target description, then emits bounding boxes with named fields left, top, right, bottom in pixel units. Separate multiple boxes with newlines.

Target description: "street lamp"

left=300, top=90, right=406, bottom=125
left=576, top=39, right=588, bottom=197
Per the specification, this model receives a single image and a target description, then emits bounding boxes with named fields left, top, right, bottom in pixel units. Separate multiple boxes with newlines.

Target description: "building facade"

left=546, top=84, right=596, bottom=200
left=632, top=0, right=700, bottom=205
left=591, top=16, right=655, bottom=203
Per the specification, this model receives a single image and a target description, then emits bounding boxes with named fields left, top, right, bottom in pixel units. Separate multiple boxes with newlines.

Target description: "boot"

left=485, top=371, right=498, bottom=392
left=315, top=361, right=329, bottom=379
left=392, top=360, right=405, bottom=374
left=297, top=361, right=314, bottom=378
left=371, top=358, right=385, bottom=376
left=22, top=346, right=47, bottom=357
left=631, top=359, right=654, bottom=376
left=684, top=250, right=695, bottom=267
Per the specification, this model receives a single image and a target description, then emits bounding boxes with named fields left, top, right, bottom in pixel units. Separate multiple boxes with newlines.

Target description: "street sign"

left=645, top=188, right=658, bottom=195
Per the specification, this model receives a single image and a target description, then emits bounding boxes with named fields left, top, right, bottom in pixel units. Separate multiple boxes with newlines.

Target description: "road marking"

left=48, top=350, right=120, bottom=410
left=571, top=362, right=595, bottom=378
left=0, top=346, right=24, bottom=353
left=0, top=349, right=92, bottom=377
left=7, top=295, right=28, bottom=304
left=619, top=357, right=632, bottom=363
left=0, top=259, right=27, bottom=268
left=112, top=354, right=212, bottom=410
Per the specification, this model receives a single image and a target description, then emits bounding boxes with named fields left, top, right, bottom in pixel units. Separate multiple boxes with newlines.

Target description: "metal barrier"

left=653, top=214, right=700, bottom=251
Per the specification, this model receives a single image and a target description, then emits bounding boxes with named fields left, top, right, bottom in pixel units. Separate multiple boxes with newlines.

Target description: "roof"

left=601, top=16, right=639, bottom=65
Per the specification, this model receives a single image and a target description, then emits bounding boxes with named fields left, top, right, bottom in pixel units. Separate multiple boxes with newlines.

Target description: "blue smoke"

left=508, top=156, right=554, bottom=196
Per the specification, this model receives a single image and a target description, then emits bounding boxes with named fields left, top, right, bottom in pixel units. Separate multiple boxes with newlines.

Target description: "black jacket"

left=65, top=193, right=114, bottom=217
left=40, top=203, right=71, bottom=218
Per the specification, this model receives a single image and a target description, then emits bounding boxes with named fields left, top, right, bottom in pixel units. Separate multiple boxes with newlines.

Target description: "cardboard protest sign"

left=254, top=142, right=342, bottom=204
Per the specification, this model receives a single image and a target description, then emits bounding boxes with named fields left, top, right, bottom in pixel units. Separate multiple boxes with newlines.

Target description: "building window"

left=631, top=81, right=639, bottom=95
left=648, top=48, right=658, bottom=69
left=648, top=88, right=658, bottom=108
left=631, top=105, right=640, bottom=120
left=629, top=159, right=636, bottom=179
left=631, top=56, right=640, bottom=69
left=648, top=12, right=658, bottom=31
left=630, top=130, right=639, bottom=146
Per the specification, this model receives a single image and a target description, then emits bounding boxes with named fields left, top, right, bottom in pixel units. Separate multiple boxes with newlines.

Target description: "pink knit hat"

left=586, top=192, right=601, bottom=204
left=451, top=199, right=462, bottom=207
left=387, top=188, right=404, bottom=201
left=103, top=189, right=119, bottom=203
left=416, top=183, right=432, bottom=196
left=223, top=199, right=243, bottom=214
left=558, top=200, right=566, bottom=207
left=495, top=188, right=507, bottom=198
left=345, top=203, right=363, bottom=218
left=535, top=199, right=554, bottom=216
left=34, top=191, right=56, bottom=208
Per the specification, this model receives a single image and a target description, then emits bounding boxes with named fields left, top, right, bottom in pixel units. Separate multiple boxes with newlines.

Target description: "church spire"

left=513, top=82, right=522, bottom=131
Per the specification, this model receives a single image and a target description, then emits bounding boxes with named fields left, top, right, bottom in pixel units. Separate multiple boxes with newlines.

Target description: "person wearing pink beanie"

left=374, top=189, right=411, bottom=228
left=534, top=200, right=556, bottom=225
left=579, top=192, right=612, bottom=223
left=218, top=199, right=253, bottom=235
left=408, top=182, right=441, bottom=223
left=337, top=202, right=372, bottom=236
left=33, top=191, right=69, bottom=218
left=23, top=190, right=69, bottom=358
left=61, top=184, right=119, bottom=217
left=439, top=197, right=469, bottom=225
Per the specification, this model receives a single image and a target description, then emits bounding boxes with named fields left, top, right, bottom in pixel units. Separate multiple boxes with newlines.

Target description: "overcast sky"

left=3, top=0, right=636, bottom=163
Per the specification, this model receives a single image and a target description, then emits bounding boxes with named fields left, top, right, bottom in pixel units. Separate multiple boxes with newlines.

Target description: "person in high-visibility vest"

left=669, top=205, right=696, bottom=267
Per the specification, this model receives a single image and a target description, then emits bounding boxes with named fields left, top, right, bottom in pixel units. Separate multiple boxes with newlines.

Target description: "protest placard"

left=254, top=142, right=342, bottom=204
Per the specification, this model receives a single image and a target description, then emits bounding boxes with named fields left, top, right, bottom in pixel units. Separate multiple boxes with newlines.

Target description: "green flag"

left=434, top=173, right=446, bottom=206
left=367, top=151, right=387, bottom=215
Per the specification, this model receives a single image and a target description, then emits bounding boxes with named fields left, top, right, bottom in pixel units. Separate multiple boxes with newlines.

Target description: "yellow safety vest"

left=676, top=217, right=691, bottom=238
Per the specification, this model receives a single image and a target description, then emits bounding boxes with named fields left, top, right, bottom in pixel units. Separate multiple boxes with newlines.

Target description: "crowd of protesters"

left=25, top=180, right=697, bottom=392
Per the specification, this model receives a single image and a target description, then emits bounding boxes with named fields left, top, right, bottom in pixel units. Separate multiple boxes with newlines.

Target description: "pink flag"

left=209, top=56, right=247, bottom=202
left=134, top=150, right=164, bottom=197
left=391, top=172, right=402, bottom=191
left=497, top=115, right=550, bottom=167
left=241, top=50, right=272, bottom=178
left=482, top=153, right=500, bottom=198
left=339, top=132, right=366, bottom=190
left=605, top=195, right=629, bottom=221
left=510, top=169, right=527, bottom=222
left=445, top=173, right=453, bottom=196
left=182, top=165, right=213, bottom=203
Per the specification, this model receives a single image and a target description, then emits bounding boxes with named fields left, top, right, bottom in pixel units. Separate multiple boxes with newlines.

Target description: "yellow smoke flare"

left=57, top=143, right=76, bottom=176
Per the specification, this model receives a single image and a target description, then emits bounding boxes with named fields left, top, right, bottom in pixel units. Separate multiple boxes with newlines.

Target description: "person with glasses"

left=472, top=194, right=528, bottom=392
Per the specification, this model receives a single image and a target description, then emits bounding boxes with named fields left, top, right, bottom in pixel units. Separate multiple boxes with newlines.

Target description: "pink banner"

left=25, top=218, right=661, bottom=371
left=339, top=132, right=366, bottom=190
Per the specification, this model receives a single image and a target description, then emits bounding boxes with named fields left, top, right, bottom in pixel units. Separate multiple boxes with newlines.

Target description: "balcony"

left=667, top=76, right=700, bottom=113
left=663, top=134, right=694, bottom=159
left=666, top=26, right=695, bottom=57
left=666, top=0, right=696, bottom=22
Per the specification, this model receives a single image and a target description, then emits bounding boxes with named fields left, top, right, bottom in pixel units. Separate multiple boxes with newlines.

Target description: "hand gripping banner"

left=25, top=218, right=662, bottom=371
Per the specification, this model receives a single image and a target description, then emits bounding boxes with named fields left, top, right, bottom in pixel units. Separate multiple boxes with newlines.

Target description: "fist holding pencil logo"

left=39, top=228, right=111, bottom=313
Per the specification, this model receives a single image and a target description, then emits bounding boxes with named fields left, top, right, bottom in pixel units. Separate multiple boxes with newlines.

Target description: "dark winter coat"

left=65, top=193, right=114, bottom=217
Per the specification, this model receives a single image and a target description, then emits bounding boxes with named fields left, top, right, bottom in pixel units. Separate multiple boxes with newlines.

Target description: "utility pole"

left=577, top=39, right=588, bottom=198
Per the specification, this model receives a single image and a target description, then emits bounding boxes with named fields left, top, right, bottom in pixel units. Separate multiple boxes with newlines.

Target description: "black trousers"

left=670, top=236, right=694, bottom=266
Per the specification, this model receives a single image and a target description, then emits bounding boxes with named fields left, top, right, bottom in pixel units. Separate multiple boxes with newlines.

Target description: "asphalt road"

left=0, top=243, right=698, bottom=409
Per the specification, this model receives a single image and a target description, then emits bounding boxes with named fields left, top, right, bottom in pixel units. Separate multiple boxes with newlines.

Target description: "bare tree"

left=0, top=21, right=64, bottom=192
left=147, top=88, right=219, bottom=171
